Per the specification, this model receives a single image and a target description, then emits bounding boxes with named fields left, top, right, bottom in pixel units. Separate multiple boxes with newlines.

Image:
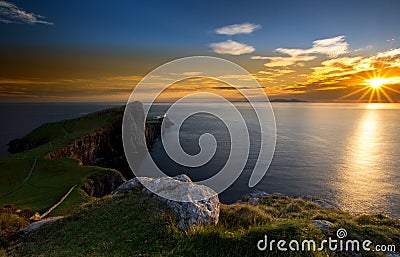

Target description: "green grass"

left=49, top=187, right=92, bottom=217
left=7, top=105, right=124, bottom=154
left=0, top=156, right=116, bottom=213
left=0, top=105, right=126, bottom=214
left=9, top=194, right=176, bottom=257
left=5, top=193, right=400, bottom=257
left=0, top=145, right=50, bottom=196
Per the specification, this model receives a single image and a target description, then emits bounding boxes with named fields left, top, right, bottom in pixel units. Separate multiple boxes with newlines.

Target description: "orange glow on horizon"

left=338, top=75, right=400, bottom=103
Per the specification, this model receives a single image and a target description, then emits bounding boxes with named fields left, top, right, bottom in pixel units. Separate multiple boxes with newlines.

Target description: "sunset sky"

left=1, top=0, right=400, bottom=102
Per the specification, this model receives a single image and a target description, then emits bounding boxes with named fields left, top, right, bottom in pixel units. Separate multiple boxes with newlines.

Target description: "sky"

left=1, top=0, right=400, bottom=102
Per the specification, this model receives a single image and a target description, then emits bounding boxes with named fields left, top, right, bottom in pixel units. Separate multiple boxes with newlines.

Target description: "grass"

left=0, top=156, right=115, bottom=213
left=0, top=105, right=126, bottom=214
left=7, top=105, right=124, bottom=154
left=4, top=193, right=400, bottom=257
left=0, top=106, right=128, bottom=251
left=0, top=145, right=50, bottom=196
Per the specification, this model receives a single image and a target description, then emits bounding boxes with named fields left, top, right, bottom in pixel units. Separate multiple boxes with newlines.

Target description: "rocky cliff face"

left=81, top=170, right=126, bottom=198
left=47, top=102, right=164, bottom=179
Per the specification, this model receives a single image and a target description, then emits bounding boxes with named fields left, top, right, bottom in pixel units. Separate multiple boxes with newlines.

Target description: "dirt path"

left=0, top=156, right=40, bottom=200
left=40, top=185, right=77, bottom=219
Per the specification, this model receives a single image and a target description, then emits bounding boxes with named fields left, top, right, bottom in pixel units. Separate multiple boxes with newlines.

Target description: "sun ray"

left=368, top=89, right=376, bottom=103
left=376, top=88, right=382, bottom=102
left=336, top=71, right=400, bottom=103
left=358, top=88, right=372, bottom=101
left=380, top=88, right=394, bottom=103
left=338, top=87, right=368, bottom=100
left=382, top=85, right=400, bottom=94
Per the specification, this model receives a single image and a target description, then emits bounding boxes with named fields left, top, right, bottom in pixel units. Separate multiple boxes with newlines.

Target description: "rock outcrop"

left=81, top=169, right=126, bottom=198
left=113, top=174, right=220, bottom=230
left=19, top=216, right=64, bottom=233
left=240, top=190, right=340, bottom=210
left=47, top=102, right=167, bottom=179
left=312, top=219, right=333, bottom=232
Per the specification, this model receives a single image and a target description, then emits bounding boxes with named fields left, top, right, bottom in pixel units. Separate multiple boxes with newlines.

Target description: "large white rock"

left=113, top=174, right=220, bottom=230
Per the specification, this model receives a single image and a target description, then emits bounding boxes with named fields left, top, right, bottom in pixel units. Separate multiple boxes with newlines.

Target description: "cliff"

left=46, top=102, right=166, bottom=179
left=81, top=170, right=126, bottom=198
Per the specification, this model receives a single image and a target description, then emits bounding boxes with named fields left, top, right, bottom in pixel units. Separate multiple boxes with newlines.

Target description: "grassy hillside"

left=7, top=106, right=124, bottom=154
left=5, top=193, right=400, bottom=257
left=0, top=106, right=125, bottom=213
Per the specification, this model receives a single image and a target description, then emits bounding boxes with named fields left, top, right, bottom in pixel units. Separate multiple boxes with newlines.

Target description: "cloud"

left=252, top=36, right=349, bottom=67
left=169, top=71, right=203, bottom=76
left=209, top=40, right=255, bottom=55
left=308, top=36, right=349, bottom=57
left=215, top=22, right=261, bottom=35
left=0, top=1, right=53, bottom=25
left=104, top=75, right=142, bottom=82
left=252, top=55, right=317, bottom=67
left=299, top=47, right=400, bottom=90
left=275, top=36, right=349, bottom=58
left=258, top=69, right=296, bottom=77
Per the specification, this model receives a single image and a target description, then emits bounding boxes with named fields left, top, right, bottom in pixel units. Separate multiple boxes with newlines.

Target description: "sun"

left=365, top=78, right=392, bottom=89
left=338, top=75, right=400, bottom=103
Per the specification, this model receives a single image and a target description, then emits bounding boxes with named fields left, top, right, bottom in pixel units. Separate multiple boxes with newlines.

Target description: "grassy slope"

left=6, top=193, right=400, bottom=257
left=0, top=106, right=124, bottom=213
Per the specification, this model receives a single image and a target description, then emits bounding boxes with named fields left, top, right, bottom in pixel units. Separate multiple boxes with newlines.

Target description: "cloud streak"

left=215, top=22, right=261, bottom=35
left=209, top=40, right=255, bottom=55
left=0, top=1, right=53, bottom=25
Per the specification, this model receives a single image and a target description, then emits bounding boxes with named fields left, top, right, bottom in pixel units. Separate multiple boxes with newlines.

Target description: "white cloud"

left=252, top=36, right=349, bottom=67
left=375, top=48, right=400, bottom=58
left=215, top=22, right=261, bottom=35
left=275, top=36, right=348, bottom=57
left=209, top=40, right=255, bottom=55
left=0, top=1, right=53, bottom=25
left=309, top=36, right=349, bottom=57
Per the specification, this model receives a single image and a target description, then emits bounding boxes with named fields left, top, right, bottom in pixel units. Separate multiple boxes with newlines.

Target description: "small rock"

left=173, top=174, right=192, bottom=183
left=272, top=192, right=286, bottom=197
left=30, top=212, right=41, bottom=221
left=112, top=177, right=153, bottom=194
left=20, top=216, right=64, bottom=233
left=313, top=199, right=339, bottom=210
left=248, top=197, right=259, bottom=205
left=241, top=190, right=271, bottom=202
left=312, top=219, right=333, bottom=232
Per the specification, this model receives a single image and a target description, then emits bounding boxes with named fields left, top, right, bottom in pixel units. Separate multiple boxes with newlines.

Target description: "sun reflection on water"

left=336, top=108, right=392, bottom=215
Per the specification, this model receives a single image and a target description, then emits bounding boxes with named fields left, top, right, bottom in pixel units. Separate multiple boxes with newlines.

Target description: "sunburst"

left=339, top=75, right=400, bottom=103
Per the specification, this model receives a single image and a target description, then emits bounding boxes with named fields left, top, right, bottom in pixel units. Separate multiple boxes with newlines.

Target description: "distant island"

left=270, top=98, right=308, bottom=102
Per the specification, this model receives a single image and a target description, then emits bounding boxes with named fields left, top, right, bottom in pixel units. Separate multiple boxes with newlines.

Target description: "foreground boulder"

left=113, top=174, right=220, bottom=230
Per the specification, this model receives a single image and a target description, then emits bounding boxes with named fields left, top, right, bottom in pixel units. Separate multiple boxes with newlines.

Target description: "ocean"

left=1, top=102, right=399, bottom=218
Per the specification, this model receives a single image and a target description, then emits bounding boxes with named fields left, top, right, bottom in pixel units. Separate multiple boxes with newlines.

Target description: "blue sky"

left=2, top=0, right=400, bottom=51
left=1, top=0, right=400, bottom=102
